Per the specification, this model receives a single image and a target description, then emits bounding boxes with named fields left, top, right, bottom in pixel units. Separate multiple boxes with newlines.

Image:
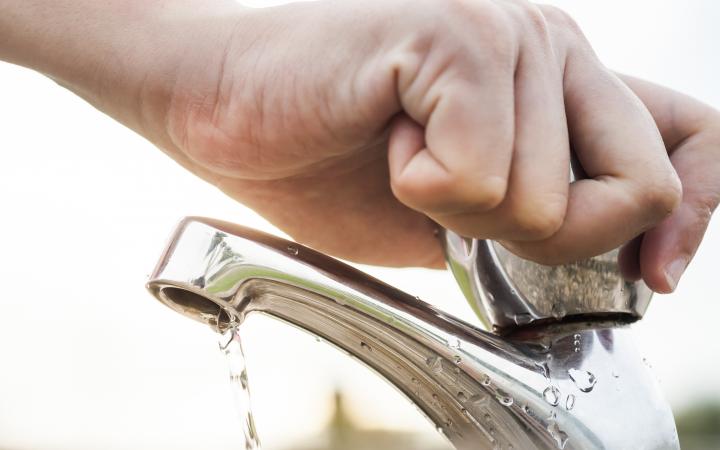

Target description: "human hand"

left=616, top=76, right=720, bottom=293
left=0, top=1, right=682, bottom=281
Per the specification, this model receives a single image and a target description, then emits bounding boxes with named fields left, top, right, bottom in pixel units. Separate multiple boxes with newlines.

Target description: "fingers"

left=506, top=49, right=682, bottom=263
left=389, top=12, right=570, bottom=242
left=389, top=52, right=516, bottom=215
left=485, top=32, right=570, bottom=240
left=635, top=134, right=720, bottom=293
left=389, top=2, right=683, bottom=267
left=437, top=44, right=570, bottom=240
left=617, top=76, right=720, bottom=292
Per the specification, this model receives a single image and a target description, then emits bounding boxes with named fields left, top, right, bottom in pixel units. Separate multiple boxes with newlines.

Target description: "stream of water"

left=219, top=326, right=261, bottom=450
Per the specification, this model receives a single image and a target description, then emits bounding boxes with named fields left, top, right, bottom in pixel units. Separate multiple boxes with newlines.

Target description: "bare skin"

left=0, top=0, right=717, bottom=294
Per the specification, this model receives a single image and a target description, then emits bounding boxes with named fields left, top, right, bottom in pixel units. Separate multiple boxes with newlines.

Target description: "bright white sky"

left=0, top=1, right=718, bottom=449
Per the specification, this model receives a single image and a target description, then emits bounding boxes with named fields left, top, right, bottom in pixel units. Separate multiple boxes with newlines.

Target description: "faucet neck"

left=147, top=217, right=678, bottom=450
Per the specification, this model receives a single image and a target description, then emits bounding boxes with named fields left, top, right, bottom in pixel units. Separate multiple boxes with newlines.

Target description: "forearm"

left=0, top=0, right=243, bottom=145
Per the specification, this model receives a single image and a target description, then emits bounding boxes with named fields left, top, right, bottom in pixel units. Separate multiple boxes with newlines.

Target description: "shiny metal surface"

left=443, top=233, right=654, bottom=333
left=147, top=217, right=678, bottom=450
left=443, top=160, right=654, bottom=333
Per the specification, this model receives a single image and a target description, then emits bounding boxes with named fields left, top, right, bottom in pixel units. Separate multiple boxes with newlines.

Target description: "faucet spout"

left=147, top=217, right=678, bottom=450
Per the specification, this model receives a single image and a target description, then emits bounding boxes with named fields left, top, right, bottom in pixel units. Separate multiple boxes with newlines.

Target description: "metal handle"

left=443, top=158, right=653, bottom=333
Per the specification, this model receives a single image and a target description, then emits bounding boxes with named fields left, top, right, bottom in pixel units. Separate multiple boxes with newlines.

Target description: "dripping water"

left=219, top=324, right=261, bottom=450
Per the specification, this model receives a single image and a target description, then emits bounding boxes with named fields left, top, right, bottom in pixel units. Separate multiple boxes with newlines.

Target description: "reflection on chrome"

left=147, top=217, right=678, bottom=450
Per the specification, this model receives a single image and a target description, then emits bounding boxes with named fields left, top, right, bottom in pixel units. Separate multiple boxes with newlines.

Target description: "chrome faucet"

left=147, top=217, right=679, bottom=450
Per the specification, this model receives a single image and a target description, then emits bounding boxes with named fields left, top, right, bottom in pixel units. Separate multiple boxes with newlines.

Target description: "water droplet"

left=496, top=389, right=513, bottom=406
left=543, top=386, right=561, bottom=406
left=457, top=391, right=468, bottom=402
left=481, top=375, right=491, bottom=386
left=572, top=333, right=582, bottom=353
left=286, top=245, right=299, bottom=255
left=513, top=313, right=533, bottom=325
left=453, top=355, right=462, bottom=364
left=568, top=368, right=597, bottom=393
left=449, top=337, right=461, bottom=349
left=411, top=377, right=418, bottom=384
left=484, top=413, right=491, bottom=421
left=360, top=341, right=372, bottom=352
left=486, top=292, right=496, bottom=303
left=547, top=419, right=569, bottom=449
left=612, top=371, right=620, bottom=379
left=522, top=404, right=534, bottom=416
left=565, top=394, right=575, bottom=410
left=551, top=303, right=567, bottom=319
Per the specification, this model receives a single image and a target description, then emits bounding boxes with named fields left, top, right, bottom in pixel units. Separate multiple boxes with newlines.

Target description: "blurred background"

left=1, top=0, right=719, bottom=449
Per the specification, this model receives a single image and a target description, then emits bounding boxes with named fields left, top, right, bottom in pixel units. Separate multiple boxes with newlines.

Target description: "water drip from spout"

left=218, top=319, right=261, bottom=450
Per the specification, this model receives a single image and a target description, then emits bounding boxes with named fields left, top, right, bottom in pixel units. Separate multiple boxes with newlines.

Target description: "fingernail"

left=664, top=257, right=688, bottom=292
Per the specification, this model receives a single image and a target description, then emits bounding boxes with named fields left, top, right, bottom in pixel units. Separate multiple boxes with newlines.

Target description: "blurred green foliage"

left=676, top=401, right=720, bottom=450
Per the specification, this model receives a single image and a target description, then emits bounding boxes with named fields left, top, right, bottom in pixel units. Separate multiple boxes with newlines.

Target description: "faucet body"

left=147, top=217, right=679, bottom=450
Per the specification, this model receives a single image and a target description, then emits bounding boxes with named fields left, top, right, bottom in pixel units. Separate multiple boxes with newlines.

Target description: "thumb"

left=636, top=133, right=720, bottom=293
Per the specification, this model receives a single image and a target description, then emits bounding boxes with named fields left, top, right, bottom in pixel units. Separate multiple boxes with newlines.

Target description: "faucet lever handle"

left=443, top=153, right=653, bottom=333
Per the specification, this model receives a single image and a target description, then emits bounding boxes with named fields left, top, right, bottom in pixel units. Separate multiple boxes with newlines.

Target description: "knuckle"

left=537, top=5, right=580, bottom=32
left=641, top=172, right=683, bottom=221
left=511, top=195, right=567, bottom=240
left=536, top=4, right=588, bottom=50
left=511, top=1, right=550, bottom=37
left=444, top=0, right=516, bottom=57
left=446, top=0, right=499, bottom=22
left=469, top=175, right=509, bottom=211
